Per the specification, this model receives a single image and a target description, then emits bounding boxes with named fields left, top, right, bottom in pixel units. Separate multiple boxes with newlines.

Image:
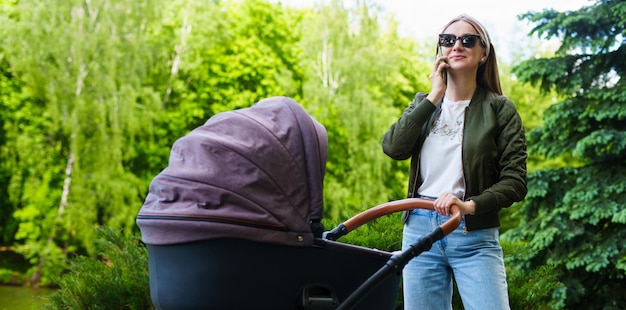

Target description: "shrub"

left=42, top=227, right=152, bottom=310
left=502, top=241, right=564, bottom=310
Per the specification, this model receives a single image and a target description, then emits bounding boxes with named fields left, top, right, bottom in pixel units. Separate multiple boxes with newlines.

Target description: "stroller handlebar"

left=323, top=198, right=462, bottom=241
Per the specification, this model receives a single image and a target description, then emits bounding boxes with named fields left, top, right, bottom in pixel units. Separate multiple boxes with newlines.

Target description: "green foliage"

left=298, top=0, right=429, bottom=220
left=515, top=1, right=626, bottom=94
left=0, top=57, right=29, bottom=244
left=505, top=166, right=626, bottom=307
left=1, top=0, right=173, bottom=284
left=167, top=0, right=305, bottom=128
left=42, top=227, right=152, bottom=310
left=503, top=241, right=564, bottom=309
left=325, top=212, right=404, bottom=252
left=498, top=63, right=560, bottom=232
left=5, top=115, right=65, bottom=285
left=505, top=1, right=626, bottom=307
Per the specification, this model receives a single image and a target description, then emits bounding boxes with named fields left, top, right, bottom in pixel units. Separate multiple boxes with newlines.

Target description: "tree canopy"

left=503, top=0, right=626, bottom=308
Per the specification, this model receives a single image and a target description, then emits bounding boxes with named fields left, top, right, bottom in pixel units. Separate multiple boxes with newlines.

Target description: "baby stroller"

left=136, top=97, right=461, bottom=309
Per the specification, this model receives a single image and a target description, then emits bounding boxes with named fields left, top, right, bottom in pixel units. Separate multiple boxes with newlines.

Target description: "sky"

left=276, top=0, right=594, bottom=62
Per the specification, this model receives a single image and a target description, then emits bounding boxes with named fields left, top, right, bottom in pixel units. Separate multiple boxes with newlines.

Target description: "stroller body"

left=146, top=238, right=399, bottom=309
left=137, top=97, right=460, bottom=309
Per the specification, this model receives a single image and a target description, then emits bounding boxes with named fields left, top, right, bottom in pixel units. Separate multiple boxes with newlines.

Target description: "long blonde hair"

left=440, top=14, right=502, bottom=95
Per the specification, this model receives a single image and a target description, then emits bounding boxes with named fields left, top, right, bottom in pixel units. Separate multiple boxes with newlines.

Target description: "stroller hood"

left=137, top=97, right=328, bottom=247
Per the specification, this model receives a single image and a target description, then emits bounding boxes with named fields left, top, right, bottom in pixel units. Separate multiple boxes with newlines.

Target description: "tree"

left=503, top=1, right=626, bottom=308
left=298, top=0, right=431, bottom=220
left=2, top=0, right=170, bottom=285
left=167, top=0, right=306, bottom=130
left=497, top=63, right=557, bottom=232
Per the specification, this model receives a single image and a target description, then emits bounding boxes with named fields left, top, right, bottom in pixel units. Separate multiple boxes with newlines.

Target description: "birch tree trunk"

left=30, top=152, right=74, bottom=285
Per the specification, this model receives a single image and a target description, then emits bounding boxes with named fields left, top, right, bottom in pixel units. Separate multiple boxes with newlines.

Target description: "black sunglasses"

left=438, top=34, right=484, bottom=48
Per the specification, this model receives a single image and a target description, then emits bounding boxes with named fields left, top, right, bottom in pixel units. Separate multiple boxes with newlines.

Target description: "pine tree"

left=503, top=1, right=626, bottom=308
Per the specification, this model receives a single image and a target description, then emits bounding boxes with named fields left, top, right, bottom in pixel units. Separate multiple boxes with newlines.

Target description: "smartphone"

left=436, top=46, right=447, bottom=85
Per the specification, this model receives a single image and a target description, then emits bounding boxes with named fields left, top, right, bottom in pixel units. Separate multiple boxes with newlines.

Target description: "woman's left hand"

left=433, top=193, right=476, bottom=216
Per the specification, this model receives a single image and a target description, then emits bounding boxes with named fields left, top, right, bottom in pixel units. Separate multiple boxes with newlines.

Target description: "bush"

left=327, top=212, right=404, bottom=252
left=42, top=227, right=152, bottom=309
left=504, top=241, right=564, bottom=310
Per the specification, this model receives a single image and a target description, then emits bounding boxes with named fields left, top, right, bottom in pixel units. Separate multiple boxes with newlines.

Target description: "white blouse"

left=417, top=97, right=470, bottom=199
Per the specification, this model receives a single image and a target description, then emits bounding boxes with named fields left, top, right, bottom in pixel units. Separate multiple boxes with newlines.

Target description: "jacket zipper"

left=410, top=154, right=421, bottom=198
left=461, top=106, right=469, bottom=235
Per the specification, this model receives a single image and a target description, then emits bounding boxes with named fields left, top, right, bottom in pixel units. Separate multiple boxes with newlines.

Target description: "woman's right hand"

left=433, top=193, right=475, bottom=216
left=426, top=55, right=448, bottom=105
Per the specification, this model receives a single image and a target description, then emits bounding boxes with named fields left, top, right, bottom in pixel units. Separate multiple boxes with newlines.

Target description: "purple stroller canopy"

left=137, top=97, right=328, bottom=247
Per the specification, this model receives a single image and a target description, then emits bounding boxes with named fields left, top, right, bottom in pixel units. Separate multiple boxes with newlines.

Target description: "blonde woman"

left=382, top=14, right=527, bottom=309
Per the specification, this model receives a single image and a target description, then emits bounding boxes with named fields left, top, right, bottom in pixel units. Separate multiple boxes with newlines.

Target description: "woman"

left=381, top=14, right=527, bottom=309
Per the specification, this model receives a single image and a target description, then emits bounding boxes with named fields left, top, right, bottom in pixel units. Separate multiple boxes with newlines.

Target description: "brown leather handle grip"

left=342, top=198, right=462, bottom=236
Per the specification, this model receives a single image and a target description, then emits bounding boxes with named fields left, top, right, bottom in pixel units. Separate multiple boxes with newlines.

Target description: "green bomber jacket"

left=382, top=87, right=528, bottom=231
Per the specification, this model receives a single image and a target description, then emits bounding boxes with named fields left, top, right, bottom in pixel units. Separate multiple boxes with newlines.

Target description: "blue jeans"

left=402, top=209, right=510, bottom=310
